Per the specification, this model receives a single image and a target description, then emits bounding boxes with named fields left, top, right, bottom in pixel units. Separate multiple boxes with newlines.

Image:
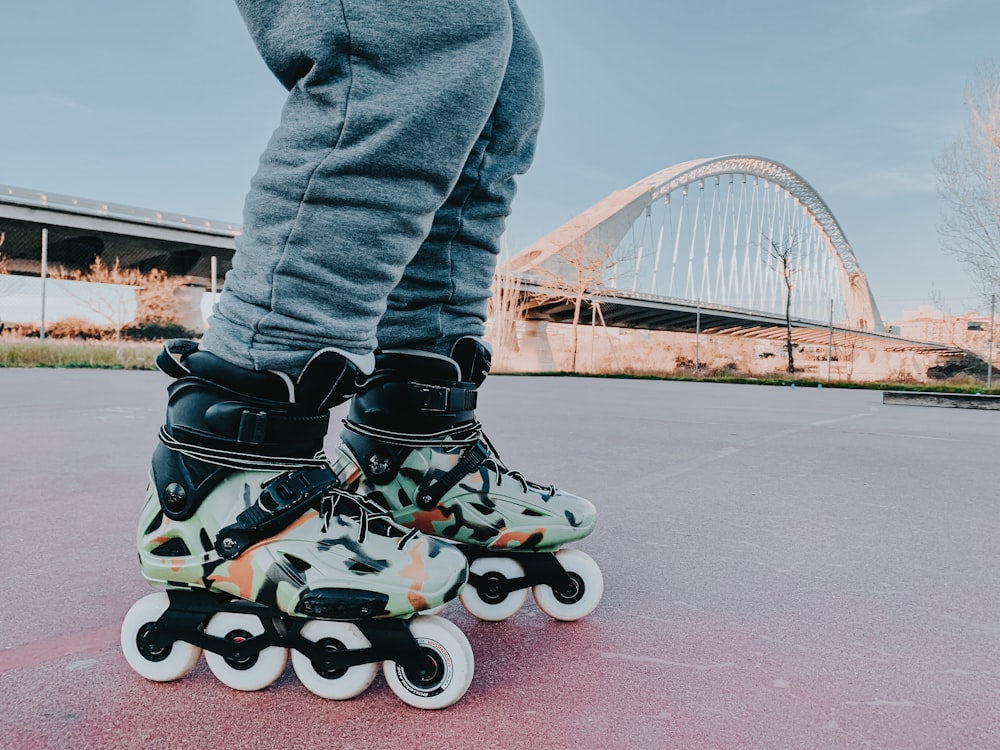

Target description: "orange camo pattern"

left=409, top=507, right=452, bottom=535
left=208, top=550, right=257, bottom=601
left=401, top=539, right=431, bottom=612
left=491, top=528, right=546, bottom=550
left=206, top=511, right=324, bottom=600
left=340, top=463, right=364, bottom=485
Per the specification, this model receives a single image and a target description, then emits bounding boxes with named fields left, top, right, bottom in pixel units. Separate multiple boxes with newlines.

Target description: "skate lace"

left=319, top=488, right=418, bottom=551
left=159, top=428, right=329, bottom=472
left=343, top=419, right=556, bottom=496
left=479, top=431, right=556, bottom=497
left=343, top=419, right=480, bottom=449
left=162, top=432, right=418, bottom=550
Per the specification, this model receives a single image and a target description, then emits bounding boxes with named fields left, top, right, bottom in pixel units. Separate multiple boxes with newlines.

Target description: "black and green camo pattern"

left=331, top=443, right=596, bottom=551
left=137, top=468, right=468, bottom=618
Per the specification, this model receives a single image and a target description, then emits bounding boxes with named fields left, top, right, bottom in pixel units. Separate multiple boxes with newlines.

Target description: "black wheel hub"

left=314, top=637, right=349, bottom=679
left=477, top=572, right=511, bottom=604
left=137, top=623, right=172, bottom=662
left=403, top=646, right=445, bottom=690
left=552, top=572, right=585, bottom=605
left=222, top=629, right=259, bottom=670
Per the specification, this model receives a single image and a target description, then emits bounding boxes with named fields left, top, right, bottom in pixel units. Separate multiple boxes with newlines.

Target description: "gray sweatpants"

left=200, top=0, right=544, bottom=375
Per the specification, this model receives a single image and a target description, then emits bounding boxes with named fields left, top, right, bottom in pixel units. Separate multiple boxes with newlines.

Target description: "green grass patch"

left=497, top=369, right=1000, bottom=395
left=4, top=338, right=999, bottom=396
left=0, top=338, right=159, bottom=369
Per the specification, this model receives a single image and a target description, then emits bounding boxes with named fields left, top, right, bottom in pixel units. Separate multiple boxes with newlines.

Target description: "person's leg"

left=201, top=0, right=516, bottom=375
left=335, top=3, right=603, bottom=624
left=375, top=0, right=543, bottom=354
left=123, top=1, right=512, bottom=705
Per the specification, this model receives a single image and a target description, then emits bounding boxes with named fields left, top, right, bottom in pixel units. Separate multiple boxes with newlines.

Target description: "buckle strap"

left=415, top=440, right=490, bottom=510
left=215, top=466, right=340, bottom=559
left=383, top=381, right=477, bottom=414
left=200, top=401, right=330, bottom=447
left=237, top=410, right=269, bottom=443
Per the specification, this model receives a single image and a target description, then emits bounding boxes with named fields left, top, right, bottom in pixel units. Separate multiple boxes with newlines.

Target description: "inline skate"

left=331, top=337, right=603, bottom=622
left=120, top=340, right=474, bottom=709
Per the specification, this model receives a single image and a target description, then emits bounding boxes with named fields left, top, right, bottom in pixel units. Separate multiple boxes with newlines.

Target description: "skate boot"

left=120, top=340, right=474, bottom=709
left=331, top=337, right=603, bottom=622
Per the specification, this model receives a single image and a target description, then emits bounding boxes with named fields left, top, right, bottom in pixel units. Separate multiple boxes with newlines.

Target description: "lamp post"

left=694, top=299, right=701, bottom=372
left=827, top=298, right=834, bottom=382
left=988, top=294, right=996, bottom=389
left=40, top=228, right=48, bottom=340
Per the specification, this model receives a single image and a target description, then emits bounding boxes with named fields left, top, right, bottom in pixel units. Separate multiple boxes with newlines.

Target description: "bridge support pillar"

left=517, top=320, right=557, bottom=372
left=175, top=285, right=207, bottom=333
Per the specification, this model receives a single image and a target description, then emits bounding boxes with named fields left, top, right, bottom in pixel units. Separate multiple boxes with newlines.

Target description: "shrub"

left=927, top=354, right=988, bottom=381
left=52, top=258, right=187, bottom=336
left=1, top=318, right=110, bottom=339
left=123, top=321, right=196, bottom=341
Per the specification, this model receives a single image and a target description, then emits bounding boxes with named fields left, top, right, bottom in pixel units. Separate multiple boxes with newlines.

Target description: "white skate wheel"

left=382, top=615, right=474, bottom=710
left=120, top=592, right=202, bottom=682
left=203, top=611, right=289, bottom=691
left=290, top=620, right=377, bottom=700
left=459, top=556, right=528, bottom=621
left=532, top=549, right=603, bottom=622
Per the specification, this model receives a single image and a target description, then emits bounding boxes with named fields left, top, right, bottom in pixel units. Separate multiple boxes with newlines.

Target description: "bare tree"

left=0, top=232, right=6, bottom=332
left=486, top=265, right=527, bottom=371
left=765, top=235, right=799, bottom=374
left=833, top=327, right=860, bottom=382
left=54, top=257, right=184, bottom=339
left=532, top=238, right=623, bottom=372
left=934, top=60, right=1000, bottom=307
left=928, top=283, right=950, bottom=314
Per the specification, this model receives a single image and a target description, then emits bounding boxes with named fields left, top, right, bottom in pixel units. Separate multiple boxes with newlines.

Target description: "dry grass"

left=0, top=337, right=159, bottom=369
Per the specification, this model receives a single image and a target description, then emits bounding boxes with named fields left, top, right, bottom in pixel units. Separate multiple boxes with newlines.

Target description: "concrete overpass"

left=0, top=184, right=237, bottom=286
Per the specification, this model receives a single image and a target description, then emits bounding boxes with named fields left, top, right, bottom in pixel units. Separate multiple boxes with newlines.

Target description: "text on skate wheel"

left=381, top=616, right=474, bottom=709
left=121, top=593, right=202, bottom=682
left=532, top=549, right=604, bottom=622
left=290, top=620, right=377, bottom=700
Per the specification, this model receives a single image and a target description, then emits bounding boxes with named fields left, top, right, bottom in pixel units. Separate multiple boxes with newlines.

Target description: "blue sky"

left=1, top=0, right=997, bottom=321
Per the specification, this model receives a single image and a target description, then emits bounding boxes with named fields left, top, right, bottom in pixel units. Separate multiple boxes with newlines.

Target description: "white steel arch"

left=507, top=155, right=884, bottom=332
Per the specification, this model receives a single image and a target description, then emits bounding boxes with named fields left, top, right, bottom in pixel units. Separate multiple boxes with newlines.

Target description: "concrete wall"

left=0, top=275, right=138, bottom=326
left=489, top=319, right=955, bottom=383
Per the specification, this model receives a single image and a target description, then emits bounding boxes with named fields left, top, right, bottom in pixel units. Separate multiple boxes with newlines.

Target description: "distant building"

left=893, top=305, right=994, bottom=354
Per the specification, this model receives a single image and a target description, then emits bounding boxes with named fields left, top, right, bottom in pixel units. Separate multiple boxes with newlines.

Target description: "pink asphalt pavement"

left=2, top=369, right=998, bottom=749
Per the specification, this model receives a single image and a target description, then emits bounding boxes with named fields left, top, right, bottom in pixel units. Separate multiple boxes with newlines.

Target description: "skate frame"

left=138, top=589, right=432, bottom=675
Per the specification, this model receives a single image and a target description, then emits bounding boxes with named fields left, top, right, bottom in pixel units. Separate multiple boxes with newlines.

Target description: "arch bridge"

left=505, top=155, right=887, bottom=344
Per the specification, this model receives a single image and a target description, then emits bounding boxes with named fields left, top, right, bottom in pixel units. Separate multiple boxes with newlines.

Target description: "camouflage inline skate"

left=331, top=337, right=603, bottom=622
left=120, top=340, right=474, bottom=709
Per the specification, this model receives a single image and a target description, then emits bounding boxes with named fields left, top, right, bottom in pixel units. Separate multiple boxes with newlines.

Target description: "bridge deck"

left=524, top=288, right=967, bottom=355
